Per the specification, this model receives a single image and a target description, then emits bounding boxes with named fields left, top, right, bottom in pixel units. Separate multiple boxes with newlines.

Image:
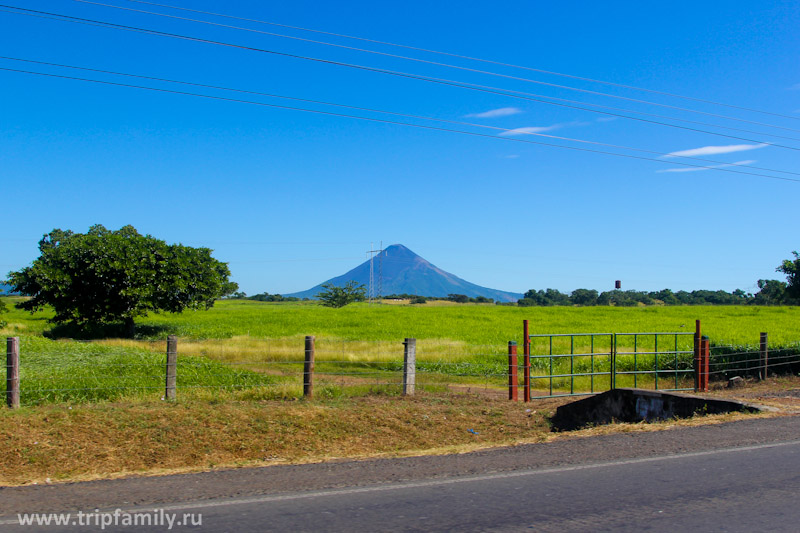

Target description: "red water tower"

left=615, top=280, right=621, bottom=289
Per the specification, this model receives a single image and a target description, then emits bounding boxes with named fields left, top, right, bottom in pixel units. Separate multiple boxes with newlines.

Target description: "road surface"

left=2, top=415, right=800, bottom=531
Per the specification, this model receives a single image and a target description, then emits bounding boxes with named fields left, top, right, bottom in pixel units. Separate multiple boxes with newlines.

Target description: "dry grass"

left=96, top=335, right=499, bottom=365
left=378, top=299, right=495, bottom=307
left=1, top=382, right=787, bottom=487
left=0, top=392, right=562, bottom=486
left=705, top=375, right=800, bottom=412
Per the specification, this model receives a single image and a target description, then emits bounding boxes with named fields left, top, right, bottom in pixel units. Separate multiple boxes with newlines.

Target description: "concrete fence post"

left=403, top=338, right=416, bottom=396
left=165, top=335, right=177, bottom=400
left=760, top=332, right=768, bottom=380
left=6, top=337, right=20, bottom=409
left=700, top=336, right=710, bottom=392
left=694, top=320, right=702, bottom=392
left=523, top=320, right=531, bottom=402
left=304, top=336, right=315, bottom=399
left=508, top=341, right=518, bottom=401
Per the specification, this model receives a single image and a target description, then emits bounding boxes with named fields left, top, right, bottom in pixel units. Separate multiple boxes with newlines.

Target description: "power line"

left=510, top=94, right=800, bottom=144
left=110, top=0, right=800, bottom=123
left=2, top=65, right=798, bottom=183
left=69, top=0, right=800, bottom=135
left=68, top=1, right=800, bottom=142
left=4, top=5, right=800, bottom=153
left=3, top=55, right=798, bottom=177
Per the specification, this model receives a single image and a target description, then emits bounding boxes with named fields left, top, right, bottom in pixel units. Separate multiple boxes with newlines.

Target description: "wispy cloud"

left=465, top=107, right=523, bottom=119
left=498, top=120, right=592, bottom=137
left=499, top=125, right=560, bottom=136
left=658, top=160, right=756, bottom=173
left=596, top=116, right=617, bottom=123
left=502, top=154, right=520, bottom=159
left=662, top=144, right=768, bottom=158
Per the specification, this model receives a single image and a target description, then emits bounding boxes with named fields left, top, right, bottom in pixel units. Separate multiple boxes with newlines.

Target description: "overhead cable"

left=3, top=55, right=799, bottom=178
left=2, top=5, right=799, bottom=152
left=2, top=65, right=797, bottom=183
left=109, top=0, right=800, bottom=123
left=69, top=0, right=800, bottom=134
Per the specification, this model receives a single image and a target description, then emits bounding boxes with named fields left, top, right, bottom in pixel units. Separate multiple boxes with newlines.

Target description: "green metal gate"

left=527, top=331, right=695, bottom=399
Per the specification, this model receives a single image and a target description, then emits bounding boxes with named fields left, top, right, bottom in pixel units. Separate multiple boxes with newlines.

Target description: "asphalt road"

left=3, top=416, right=800, bottom=532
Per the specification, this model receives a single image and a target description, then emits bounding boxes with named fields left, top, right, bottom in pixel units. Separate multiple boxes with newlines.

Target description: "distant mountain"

left=287, top=244, right=522, bottom=302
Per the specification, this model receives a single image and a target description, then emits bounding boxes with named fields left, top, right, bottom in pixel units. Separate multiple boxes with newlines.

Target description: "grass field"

left=3, top=336, right=280, bottom=406
left=4, top=297, right=800, bottom=346
left=2, top=298, right=799, bottom=405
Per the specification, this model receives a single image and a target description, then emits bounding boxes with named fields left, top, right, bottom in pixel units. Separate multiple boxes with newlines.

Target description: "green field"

left=2, top=336, right=278, bottom=406
left=3, top=298, right=800, bottom=405
left=4, top=298, right=800, bottom=346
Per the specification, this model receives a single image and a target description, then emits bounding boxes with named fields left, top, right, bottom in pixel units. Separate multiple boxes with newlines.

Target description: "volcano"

left=287, top=244, right=522, bottom=302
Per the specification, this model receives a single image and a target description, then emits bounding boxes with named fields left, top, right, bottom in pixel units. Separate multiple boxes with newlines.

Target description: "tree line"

left=516, top=283, right=796, bottom=307
left=516, top=255, right=799, bottom=307
left=225, top=291, right=302, bottom=302
left=378, top=284, right=797, bottom=307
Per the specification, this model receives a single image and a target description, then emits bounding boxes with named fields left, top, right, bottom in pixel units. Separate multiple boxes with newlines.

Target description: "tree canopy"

left=8, top=225, right=234, bottom=335
left=778, top=251, right=800, bottom=301
left=316, top=281, right=366, bottom=308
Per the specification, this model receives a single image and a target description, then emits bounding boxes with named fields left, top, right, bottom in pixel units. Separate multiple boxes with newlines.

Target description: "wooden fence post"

left=523, top=320, right=531, bottom=402
left=304, top=336, right=315, bottom=399
left=760, top=332, right=768, bottom=380
left=165, top=335, right=177, bottom=400
left=403, top=338, right=416, bottom=396
left=508, top=341, right=518, bottom=401
left=6, top=337, right=20, bottom=409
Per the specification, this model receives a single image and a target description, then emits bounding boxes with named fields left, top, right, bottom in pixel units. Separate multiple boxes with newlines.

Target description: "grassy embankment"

left=1, top=391, right=773, bottom=486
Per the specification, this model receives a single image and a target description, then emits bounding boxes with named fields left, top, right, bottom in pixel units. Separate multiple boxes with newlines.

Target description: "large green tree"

left=778, top=251, right=800, bottom=301
left=752, top=279, right=787, bottom=305
left=8, top=225, right=235, bottom=336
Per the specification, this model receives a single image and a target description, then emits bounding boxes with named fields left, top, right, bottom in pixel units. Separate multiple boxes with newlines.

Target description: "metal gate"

left=525, top=331, right=696, bottom=399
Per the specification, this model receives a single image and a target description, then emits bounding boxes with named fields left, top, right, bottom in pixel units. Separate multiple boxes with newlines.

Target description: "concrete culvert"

left=550, top=388, right=762, bottom=432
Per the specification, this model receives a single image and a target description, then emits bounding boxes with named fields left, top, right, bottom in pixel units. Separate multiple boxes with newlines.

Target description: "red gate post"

left=508, top=341, right=518, bottom=401
left=523, top=320, right=531, bottom=402
left=694, top=320, right=702, bottom=392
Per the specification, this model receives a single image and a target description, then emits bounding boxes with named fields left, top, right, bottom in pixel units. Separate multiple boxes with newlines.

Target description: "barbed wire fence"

left=708, top=336, right=800, bottom=381
left=3, top=336, right=515, bottom=407
left=5, top=332, right=800, bottom=408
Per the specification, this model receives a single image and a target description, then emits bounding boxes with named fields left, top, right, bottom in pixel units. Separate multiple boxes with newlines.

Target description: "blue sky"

left=2, top=0, right=799, bottom=296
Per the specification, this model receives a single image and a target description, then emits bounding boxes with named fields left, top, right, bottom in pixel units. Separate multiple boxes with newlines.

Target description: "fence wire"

left=6, top=336, right=800, bottom=406
left=708, top=345, right=800, bottom=378
left=3, top=338, right=520, bottom=406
